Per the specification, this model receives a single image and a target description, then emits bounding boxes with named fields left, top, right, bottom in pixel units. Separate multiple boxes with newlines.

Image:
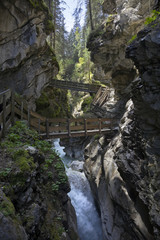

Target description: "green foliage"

left=0, top=121, right=39, bottom=153
left=34, top=140, right=52, bottom=153
left=145, top=10, right=160, bottom=25
left=52, top=183, right=59, bottom=193
left=81, top=96, right=93, bottom=113
left=36, top=87, right=71, bottom=118
left=0, top=168, right=11, bottom=179
left=94, top=134, right=100, bottom=140
left=128, top=34, right=137, bottom=44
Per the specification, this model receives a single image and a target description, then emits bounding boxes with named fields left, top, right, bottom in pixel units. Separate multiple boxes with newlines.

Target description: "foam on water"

left=53, top=139, right=103, bottom=240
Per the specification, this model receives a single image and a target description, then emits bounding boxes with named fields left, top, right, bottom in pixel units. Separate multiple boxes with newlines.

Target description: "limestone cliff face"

left=87, top=0, right=155, bottom=94
left=0, top=0, right=58, bottom=107
left=85, top=0, right=160, bottom=239
left=126, top=15, right=160, bottom=239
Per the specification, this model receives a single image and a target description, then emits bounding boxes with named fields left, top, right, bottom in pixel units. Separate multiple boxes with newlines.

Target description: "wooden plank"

left=6, top=103, right=11, bottom=118
left=14, top=107, right=28, bottom=120
left=49, top=125, right=67, bottom=132
left=101, top=123, right=112, bottom=128
left=0, top=130, right=2, bottom=139
left=70, top=118, right=84, bottom=123
left=6, top=118, right=11, bottom=130
left=70, top=125, right=85, bottom=131
left=0, top=111, right=2, bottom=123
left=46, top=119, right=49, bottom=138
left=85, top=124, right=99, bottom=130
left=11, top=91, right=15, bottom=126
left=38, top=119, right=41, bottom=134
left=48, top=118, right=67, bottom=123
left=30, top=118, right=45, bottom=132
left=0, top=89, right=11, bottom=104
left=21, top=101, right=24, bottom=120
left=28, top=108, right=30, bottom=127
left=40, top=127, right=112, bottom=139
left=92, top=87, right=102, bottom=105
left=84, top=119, right=87, bottom=136
left=68, top=118, right=71, bottom=137
left=99, top=119, right=101, bottom=134
left=14, top=95, right=28, bottom=112
left=30, top=111, right=46, bottom=122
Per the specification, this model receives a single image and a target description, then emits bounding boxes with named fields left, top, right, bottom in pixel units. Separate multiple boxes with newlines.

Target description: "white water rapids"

left=54, top=139, right=103, bottom=240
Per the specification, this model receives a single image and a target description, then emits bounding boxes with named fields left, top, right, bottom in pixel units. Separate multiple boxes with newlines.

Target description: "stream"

left=54, top=139, right=103, bottom=240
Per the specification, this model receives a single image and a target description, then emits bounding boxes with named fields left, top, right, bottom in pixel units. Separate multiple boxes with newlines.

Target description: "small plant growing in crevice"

left=128, top=34, right=137, bottom=44
left=145, top=10, right=160, bottom=25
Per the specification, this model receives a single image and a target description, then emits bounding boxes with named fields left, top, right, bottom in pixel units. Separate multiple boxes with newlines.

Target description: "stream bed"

left=54, top=139, right=103, bottom=240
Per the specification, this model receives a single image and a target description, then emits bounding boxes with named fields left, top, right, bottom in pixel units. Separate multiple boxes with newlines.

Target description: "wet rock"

left=70, top=161, right=84, bottom=172
left=0, top=190, right=28, bottom=240
left=84, top=100, right=155, bottom=240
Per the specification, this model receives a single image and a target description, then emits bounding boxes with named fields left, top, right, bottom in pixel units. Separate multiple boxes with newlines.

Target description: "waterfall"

left=54, top=139, right=103, bottom=240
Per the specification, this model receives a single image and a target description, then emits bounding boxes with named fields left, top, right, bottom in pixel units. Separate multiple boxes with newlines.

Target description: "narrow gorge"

left=0, top=0, right=160, bottom=240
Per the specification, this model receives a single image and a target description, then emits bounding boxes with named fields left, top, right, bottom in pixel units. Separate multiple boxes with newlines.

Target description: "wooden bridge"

left=50, top=79, right=104, bottom=93
left=0, top=89, right=117, bottom=139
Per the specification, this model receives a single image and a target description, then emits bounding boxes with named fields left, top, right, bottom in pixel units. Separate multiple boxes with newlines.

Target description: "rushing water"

left=54, top=139, right=103, bottom=240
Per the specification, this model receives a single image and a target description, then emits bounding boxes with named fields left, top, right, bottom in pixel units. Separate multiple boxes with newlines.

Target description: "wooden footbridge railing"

left=50, top=79, right=104, bottom=93
left=0, top=89, right=117, bottom=139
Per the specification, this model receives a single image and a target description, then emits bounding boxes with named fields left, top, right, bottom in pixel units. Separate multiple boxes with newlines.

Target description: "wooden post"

left=2, top=94, right=6, bottom=137
left=46, top=119, right=49, bottom=138
left=84, top=119, right=87, bottom=136
left=11, top=90, right=15, bottom=126
left=99, top=118, right=101, bottom=134
left=21, top=101, right=23, bottom=120
left=38, top=119, right=41, bottom=134
left=68, top=118, right=71, bottom=137
left=27, top=107, right=30, bottom=127
left=59, top=122, right=61, bottom=133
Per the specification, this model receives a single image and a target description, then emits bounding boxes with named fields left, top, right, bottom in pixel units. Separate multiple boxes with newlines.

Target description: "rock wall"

left=87, top=0, right=155, bottom=95
left=85, top=0, right=160, bottom=239
left=0, top=121, right=79, bottom=240
left=0, top=0, right=58, bottom=108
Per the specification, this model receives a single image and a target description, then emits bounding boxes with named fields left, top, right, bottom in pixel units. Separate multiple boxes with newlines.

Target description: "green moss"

left=128, top=34, right=137, bottom=44
left=81, top=96, right=93, bottom=113
left=0, top=196, right=15, bottom=217
left=13, top=149, right=35, bottom=170
left=105, top=14, right=116, bottom=26
left=145, top=10, right=160, bottom=25
left=35, top=92, right=50, bottom=110
left=36, top=87, right=71, bottom=118
left=28, top=0, right=48, bottom=11
left=46, top=20, right=55, bottom=32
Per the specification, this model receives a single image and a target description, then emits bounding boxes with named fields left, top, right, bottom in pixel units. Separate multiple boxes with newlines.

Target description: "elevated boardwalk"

left=0, top=89, right=117, bottom=139
left=50, top=79, right=104, bottom=93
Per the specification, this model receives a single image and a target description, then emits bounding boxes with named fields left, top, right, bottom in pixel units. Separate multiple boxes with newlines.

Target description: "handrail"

left=50, top=79, right=105, bottom=93
left=0, top=89, right=117, bottom=139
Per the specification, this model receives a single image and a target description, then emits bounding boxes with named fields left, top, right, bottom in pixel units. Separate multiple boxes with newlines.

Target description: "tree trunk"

left=89, top=0, right=94, bottom=30
left=53, top=0, right=56, bottom=50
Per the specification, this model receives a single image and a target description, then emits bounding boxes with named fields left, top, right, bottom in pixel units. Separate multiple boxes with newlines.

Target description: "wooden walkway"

left=50, top=79, right=104, bottom=93
left=0, top=89, right=117, bottom=139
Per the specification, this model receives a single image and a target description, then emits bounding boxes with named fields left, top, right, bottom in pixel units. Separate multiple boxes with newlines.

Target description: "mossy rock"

left=36, top=87, right=71, bottom=118
left=81, top=96, right=93, bottom=113
left=0, top=190, right=15, bottom=218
